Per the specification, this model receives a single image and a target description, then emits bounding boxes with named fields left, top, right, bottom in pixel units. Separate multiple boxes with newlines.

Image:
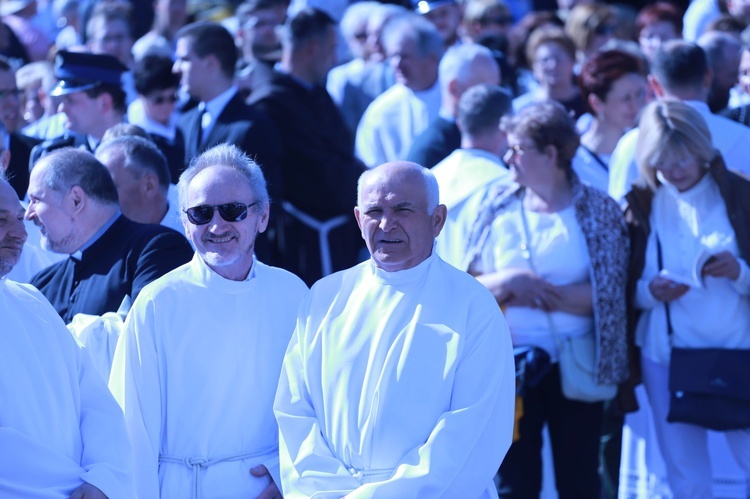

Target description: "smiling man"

left=109, top=143, right=307, bottom=498
left=275, top=161, right=515, bottom=498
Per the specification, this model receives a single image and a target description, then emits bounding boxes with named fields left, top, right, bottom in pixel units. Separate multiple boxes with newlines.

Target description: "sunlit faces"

left=638, top=21, right=679, bottom=61
left=595, top=72, right=647, bottom=131
left=385, top=34, right=438, bottom=91
left=0, top=180, right=27, bottom=278
left=532, top=42, right=575, bottom=88
left=182, top=165, right=269, bottom=280
left=59, top=90, right=101, bottom=135
left=25, top=164, right=80, bottom=254
left=0, top=69, right=21, bottom=132
left=355, top=165, right=446, bottom=272
left=653, top=151, right=707, bottom=193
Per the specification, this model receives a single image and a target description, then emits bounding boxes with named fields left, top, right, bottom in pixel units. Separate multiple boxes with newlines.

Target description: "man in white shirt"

left=109, top=143, right=308, bottom=498
left=275, top=161, right=515, bottom=498
left=433, top=83, right=512, bottom=269
left=96, top=135, right=184, bottom=235
left=608, top=40, right=750, bottom=202
left=356, top=14, right=444, bottom=168
left=0, top=172, right=134, bottom=498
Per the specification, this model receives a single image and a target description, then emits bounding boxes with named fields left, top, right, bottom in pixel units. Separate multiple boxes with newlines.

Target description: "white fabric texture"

left=572, top=146, right=610, bottom=194
left=607, top=101, right=750, bottom=202
left=274, top=252, right=516, bottom=498
left=0, top=277, right=133, bottom=498
left=109, top=255, right=308, bottom=498
left=355, top=81, right=441, bottom=168
left=432, top=149, right=511, bottom=269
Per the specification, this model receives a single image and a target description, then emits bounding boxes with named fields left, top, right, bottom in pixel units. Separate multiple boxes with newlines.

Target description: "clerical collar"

left=370, top=247, right=437, bottom=285
left=201, top=85, right=238, bottom=125
left=71, top=210, right=121, bottom=261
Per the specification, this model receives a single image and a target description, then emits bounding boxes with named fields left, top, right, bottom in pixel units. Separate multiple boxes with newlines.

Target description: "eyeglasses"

left=505, top=144, right=533, bottom=157
left=184, top=201, right=260, bottom=225
left=150, top=93, right=178, bottom=105
left=0, top=88, right=21, bottom=100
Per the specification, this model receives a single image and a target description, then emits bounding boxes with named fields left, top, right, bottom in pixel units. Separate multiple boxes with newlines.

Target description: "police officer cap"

left=412, top=0, right=456, bottom=14
left=51, top=51, right=128, bottom=97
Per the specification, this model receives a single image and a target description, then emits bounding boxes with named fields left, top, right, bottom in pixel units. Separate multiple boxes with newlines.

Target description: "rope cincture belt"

left=282, top=201, right=349, bottom=277
left=159, top=446, right=275, bottom=499
left=347, top=466, right=396, bottom=485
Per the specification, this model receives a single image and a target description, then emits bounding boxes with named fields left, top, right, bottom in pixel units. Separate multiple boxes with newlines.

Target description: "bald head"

left=0, top=176, right=28, bottom=277
left=355, top=162, right=446, bottom=272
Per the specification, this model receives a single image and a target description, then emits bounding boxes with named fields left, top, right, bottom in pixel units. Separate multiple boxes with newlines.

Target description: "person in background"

left=564, top=3, right=618, bottom=66
left=467, top=101, right=629, bottom=499
left=636, top=1, right=683, bottom=63
left=574, top=49, right=647, bottom=192
left=132, top=0, right=189, bottom=60
left=407, top=43, right=500, bottom=168
left=624, top=99, right=750, bottom=499
left=129, top=53, right=185, bottom=181
left=698, top=30, right=742, bottom=113
left=413, top=0, right=462, bottom=48
left=462, top=0, right=514, bottom=45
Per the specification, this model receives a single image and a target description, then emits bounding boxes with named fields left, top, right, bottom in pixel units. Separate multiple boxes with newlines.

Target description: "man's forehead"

left=361, top=175, right=427, bottom=206
left=187, top=166, right=250, bottom=198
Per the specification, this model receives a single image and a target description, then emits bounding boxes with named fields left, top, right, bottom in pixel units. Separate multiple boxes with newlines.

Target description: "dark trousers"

left=498, top=364, right=604, bottom=499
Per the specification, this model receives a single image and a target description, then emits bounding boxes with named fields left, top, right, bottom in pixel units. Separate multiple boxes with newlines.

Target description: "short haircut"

left=564, top=3, right=616, bottom=54
left=501, top=100, right=580, bottom=175
left=705, top=14, right=746, bottom=36
left=651, top=40, right=707, bottom=92
left=458, top=83, right=512, bottom=136
left=357, top=163, right=440, bottom=213
left=85, top=83, right=127, bottom=114
left=438, top=43, right=498, bottom=88
left=340, top=2, right=379, bottom=42
left=636, top=2, right=683, bottom=38
left=578, top=49, right=645, bottom=111
left=176, top=22, right=238, bottom=79
left=699, top=30, right=742, bottom=71
left=134, top=54, right=181, bottom=95
left=97, top=135, right=171, bottom=189
left=37, top=148, right=119, bottom=205
left=635, top=99, right=715, bottom=191
left=101, top=123, right=151, bottom=143
left=525, top=26, right=576, bottom=69
left=509, top=11, right=564, bottom=70
left=281, top=7, right=336, bottom=50
left=381, top=13, right=444, bottom=60
left=178, top=143, right=269, bottom=216
left=86, top=2, right=133, bottom=41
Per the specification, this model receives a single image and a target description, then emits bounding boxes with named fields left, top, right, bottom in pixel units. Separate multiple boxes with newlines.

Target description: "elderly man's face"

left=355, top=163, right=446, bottom=272
left=385, top=34, right=439, bottom=91
left=0, top=180, right=27, bottom=277
left=182, top=165, right=269, bottom=281
left=25, top=163, right=79, bottom=253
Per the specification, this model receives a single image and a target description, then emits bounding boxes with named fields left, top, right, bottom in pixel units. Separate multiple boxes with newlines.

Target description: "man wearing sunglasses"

left=275, top=161, right=515, bottom=498
left=110, top=143, right=307, bottom=499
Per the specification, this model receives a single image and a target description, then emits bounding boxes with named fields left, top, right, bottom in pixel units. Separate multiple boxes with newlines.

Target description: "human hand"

left=649, top=275, right=690, bottom=302
left=702, top=251, right=740, bottom=281
left=69, top=482, right=107, bottom=499
left=250, top=465, right=282, bottom=499
left=502, top=270, right=561, bottom=311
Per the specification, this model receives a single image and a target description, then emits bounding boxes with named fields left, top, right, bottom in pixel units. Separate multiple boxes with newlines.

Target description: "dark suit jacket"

left=6, top=132, right=41, bottom=199
left=31, top=215, right=193, bottom=323
left=406, top=117, right=461, bottom=169
left=247, top=70, right=366, bottom=284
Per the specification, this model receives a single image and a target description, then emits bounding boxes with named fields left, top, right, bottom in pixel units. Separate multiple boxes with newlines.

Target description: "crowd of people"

left=1, top=0, right=750, bottom=497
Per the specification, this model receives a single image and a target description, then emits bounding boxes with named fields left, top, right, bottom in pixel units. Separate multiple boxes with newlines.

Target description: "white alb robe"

left=109, top=255, right=308, bottom=498
left=355, top=81, right=441, bottom=168
left=275, top=252, right=516, bottom=498
left=432, top=149, right=512, bottom=269
left=0, top=277, right=133, bottom=498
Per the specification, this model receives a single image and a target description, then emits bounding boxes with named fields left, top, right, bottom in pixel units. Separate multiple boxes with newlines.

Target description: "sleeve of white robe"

left=109, top=298, right=162, bottom=499
left=275, top=300, right=516, bottom=498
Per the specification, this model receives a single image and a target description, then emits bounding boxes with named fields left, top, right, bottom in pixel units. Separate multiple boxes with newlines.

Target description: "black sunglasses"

left=151, top=93, right=179, bottom=104
left=184, top=201, right=260, bottom=225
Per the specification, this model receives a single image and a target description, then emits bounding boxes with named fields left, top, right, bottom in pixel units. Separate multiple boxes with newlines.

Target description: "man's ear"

left=142, top=173, right=160, bottom=197
left=431, top=204, right=447, bottom=237
left=354, top=206, right=363, bottom=231
left=68, top=185, right=87, bottom=214
left=648, top=74, right=664, bottom=98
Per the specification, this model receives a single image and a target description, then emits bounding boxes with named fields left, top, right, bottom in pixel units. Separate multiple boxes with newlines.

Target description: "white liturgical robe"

left=0, top=277, right=133, bottom=498
left=109, top=255, right=308, bottom=498
left=274, top=252, right=516, bottom=498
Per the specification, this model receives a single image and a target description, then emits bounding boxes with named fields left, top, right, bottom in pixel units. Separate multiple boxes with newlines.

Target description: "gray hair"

left=36, top=148, right=119, bottom=204
left=381, top=13, right=444, bottom=60
left=341, top=2, right=379, bottom=41
left=438, top=43, right=498, bottom=89
left=357, top=163, right=440, bottom=213
left=96, top=135, right=171, bottom=189
left=177, top=143, right=268, bottom=218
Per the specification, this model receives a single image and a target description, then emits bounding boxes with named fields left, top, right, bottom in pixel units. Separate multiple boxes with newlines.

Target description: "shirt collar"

left=202, top=86, right=238, bottom=121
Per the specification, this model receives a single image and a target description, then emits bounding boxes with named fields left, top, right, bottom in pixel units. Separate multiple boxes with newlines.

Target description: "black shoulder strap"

left=656, top=235, right=674, bottom=337
left=581, top=145, right=609, bottom=172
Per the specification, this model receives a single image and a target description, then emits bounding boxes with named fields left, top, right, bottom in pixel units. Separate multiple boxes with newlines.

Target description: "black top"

left=5, top=133, right=40, bottom=199
left=31, top=215, right=193, bottom=323
left=406, top=117, right=461, bottom=169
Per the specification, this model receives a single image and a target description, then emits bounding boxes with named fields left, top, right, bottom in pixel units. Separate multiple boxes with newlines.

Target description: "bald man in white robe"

left=0, top=175, right=133, bottom=498
left=274, top=161, right=515, bottom=498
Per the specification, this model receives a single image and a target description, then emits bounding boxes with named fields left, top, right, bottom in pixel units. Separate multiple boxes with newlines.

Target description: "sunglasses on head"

left=151, top=93, right=179, bottom=105
left=184, top=201, right=260, bottom=225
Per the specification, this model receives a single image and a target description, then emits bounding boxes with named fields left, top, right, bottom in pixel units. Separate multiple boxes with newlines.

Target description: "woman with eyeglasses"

left=128, top=53, right=185, bottom=183
left=624, top=99, right=750, bottom=497
left=573, top=48, right=648, bottom=192
left=466, top=101, right=629, bottom=498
